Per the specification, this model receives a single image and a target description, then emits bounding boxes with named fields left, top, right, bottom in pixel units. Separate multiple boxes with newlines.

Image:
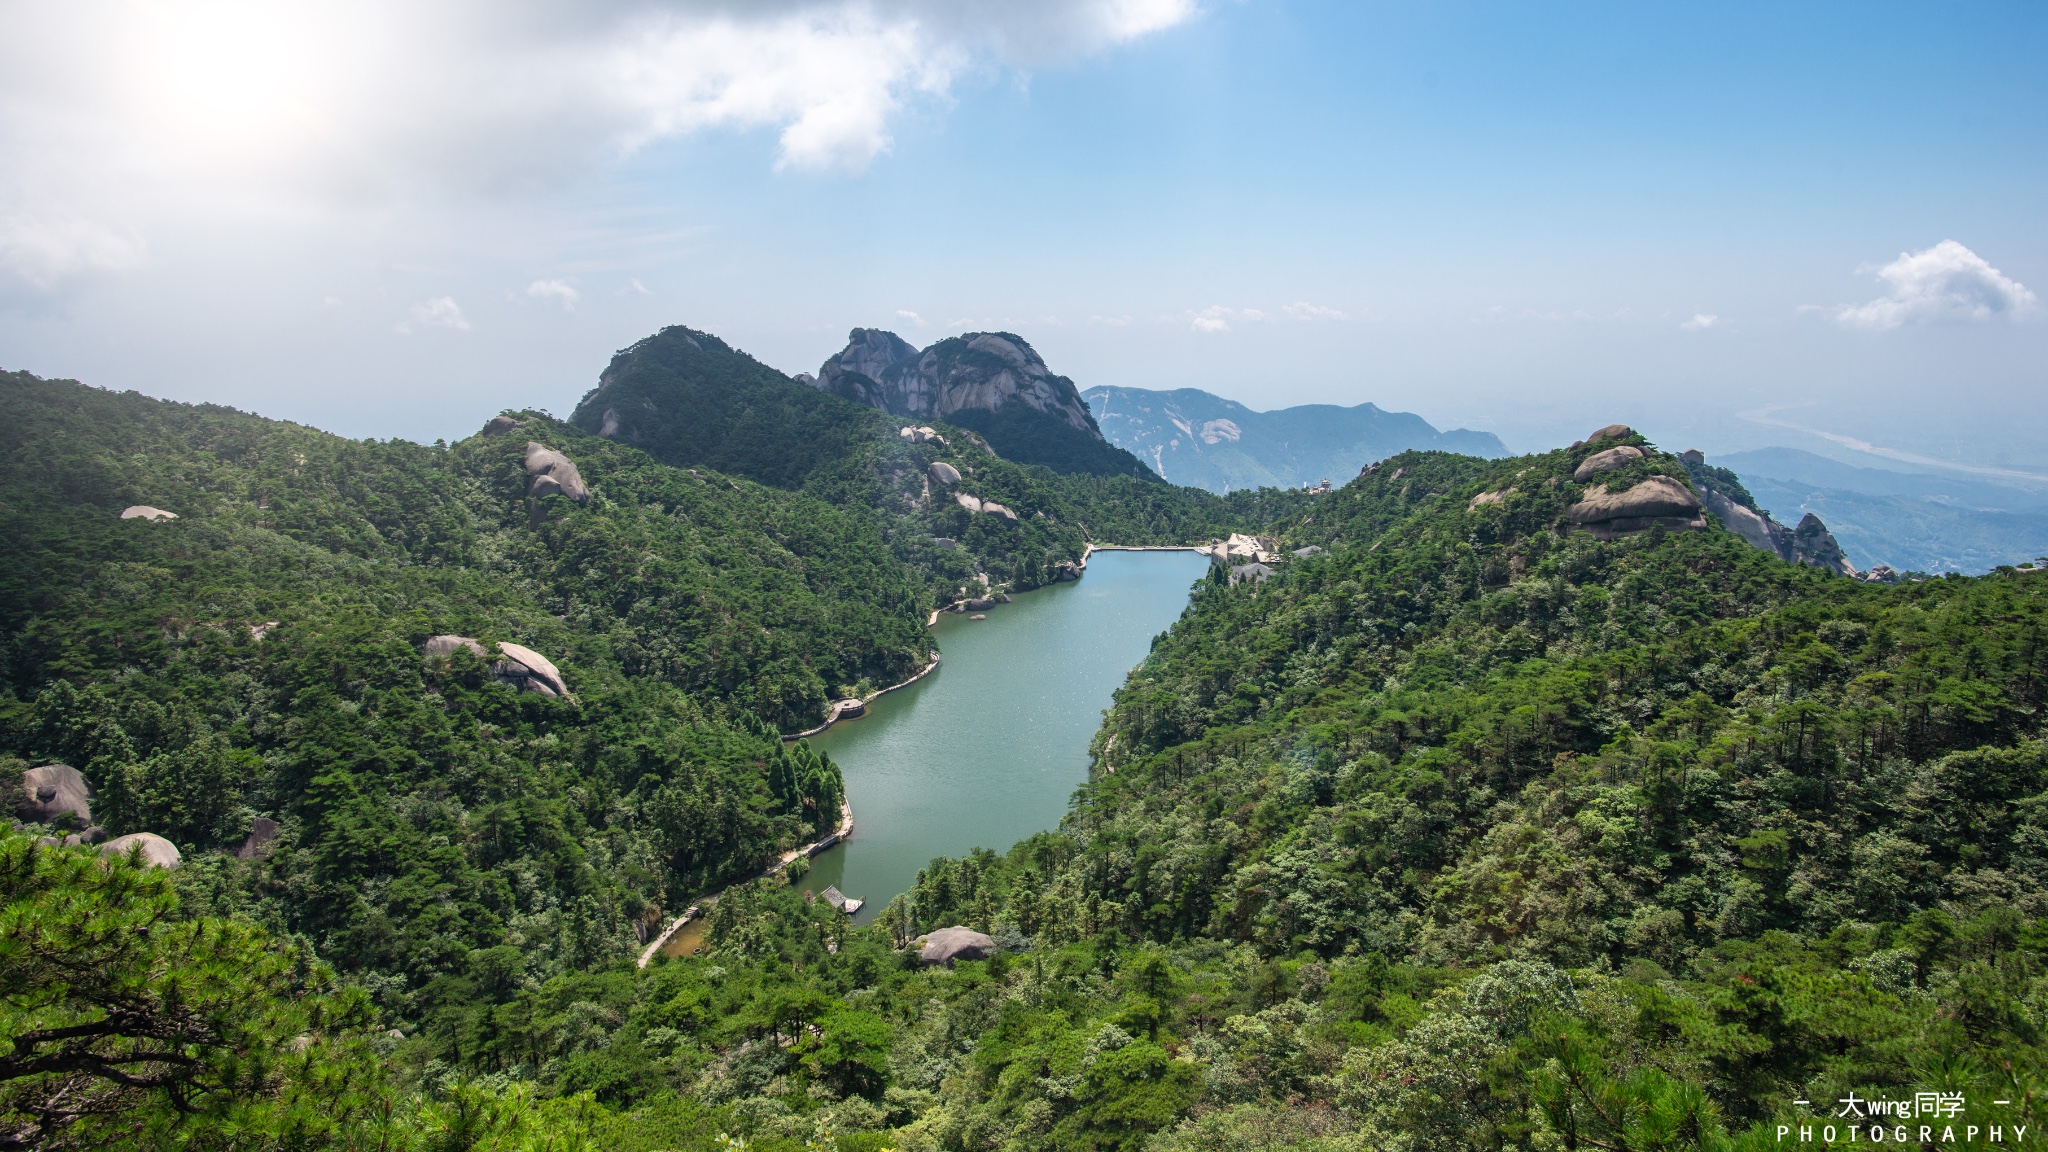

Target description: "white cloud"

left=1282, top=301, right=1346, bottom=321
left=625, top=278, right=653, bottom=296
left=1189, top=304, right=1270, bottom=332
left=398, top=296, right=470, bottom=333
left=895, top=309, right=926, bottom=325
left=527, top=278, right=579, bottom=308
left=1681, top=313, right=1718, bottom=330
left=0, top=2, right=1198, bottom=295
left=1837, top=240, right=2037, bottom=330
left=0, top=205, right=146, bottom=291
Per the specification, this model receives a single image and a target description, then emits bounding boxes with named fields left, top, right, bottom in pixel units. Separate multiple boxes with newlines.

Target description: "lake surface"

left=799, top=549, right=1209, bottom=923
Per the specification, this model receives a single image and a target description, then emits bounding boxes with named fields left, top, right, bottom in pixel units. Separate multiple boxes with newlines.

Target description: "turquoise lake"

left=798, top=549, right=1210, bottom=922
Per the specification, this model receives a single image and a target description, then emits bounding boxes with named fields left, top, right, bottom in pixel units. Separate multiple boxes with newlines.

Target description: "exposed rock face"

left=19, top=764, right=91, bottom=827
left=927, top=461, right=961, bottom=487
left=816, top=329, right=1101, bottom=438
left=1698, top=487, right=1784, bottom=554
left=1679, top=451, right=1859, bottom=577
left=101, top=832, right=181, bottom=869
left=919, top=925, right=997, bottom=966
left=120, top=506, right=177, bottom=521
left=523, top=443, right=591, bottom=504
left=1571, top=445, right=1646, bottom=482
left=1467, top=488, right=1513, bottom=510
left=901, top=425, right=947, bottom=446
left=822, top=329, right=921, bottom=409
left=1586, top=423, right=1633, bottom=444
left=237, top=817, right=281, bottom=861
left=495, top=641, right=570, bottom=698
left=1789, top=513, right=1859, bottom=576
left=979, top=501, right=1018, bottom=525
left=424, top=634, right=489, bottom=660
left=424, top=636, right=570, bottom=696
left=1049, top=560, right=1082, bottom=582
left=955, top=492, right=982, bottom=513
left=483, top=415, right=530, bottom=436
left=1568, top=475, right=1705, bottom=539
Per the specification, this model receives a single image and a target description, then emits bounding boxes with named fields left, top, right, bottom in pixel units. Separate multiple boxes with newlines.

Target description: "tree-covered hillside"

left=567, top=324, right=1309, bottom=597
left=0, top=369, right=914, bottom=1017
left=19, top=365, right=2044, bottom=1151
left=881, top=433, right=2048, bottom=1145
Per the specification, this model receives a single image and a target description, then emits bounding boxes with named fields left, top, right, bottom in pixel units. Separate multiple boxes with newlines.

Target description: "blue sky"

left=1, top=1, right=2042, bottom=466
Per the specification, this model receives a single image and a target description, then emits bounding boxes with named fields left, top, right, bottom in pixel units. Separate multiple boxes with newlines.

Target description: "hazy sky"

left=2, top=1, right=2043, bottom=465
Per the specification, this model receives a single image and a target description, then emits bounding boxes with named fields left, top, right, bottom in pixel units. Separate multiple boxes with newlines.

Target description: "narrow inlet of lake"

left=799, top=549, right=1210, bottom=923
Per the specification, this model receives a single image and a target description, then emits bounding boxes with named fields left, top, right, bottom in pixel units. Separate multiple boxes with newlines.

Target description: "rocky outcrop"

left=927, top=461, right=961, bottom=487
left=495, top=642, right=570, bottom=698
left=1788, top=513, right=1858, bottom=576
left=424, top=634, right=489, bottom=660
left=483, top=414, right=530, bottom=436
left=101, top=832, right=181, bottom=869
left=953, top=491, right=1017, bottom=524
left=1467, top=488, right=1513, bottom=510
left=813, top=329, right=1149, bottom=476
left=1568, top=475, right=1705, bottom=539
left=901, top=425, right=948, bottom=446
left=821, top=329, right=921, bottom=410
left=524, top=443, right=591, bottom=504
left=120, top=506, right=177, bottom=521
left=1697, top=487, right=1784, bottom=554
left=817, top=329, right=1101, bottom=437
left=424, top=636, right=571, bottom=696
left=1049, top=560, right=1082, bottom=582
left=1678, top=450, right=1859, bottom=577
left=1585, top=424, right=1633, bottom=444
left=918, top=925, right=997, bottom=966
left=237, top=817, right=281, bottom=861
left=17, top=764, right=91, bottom=828
left=1571, top=445, right=1646, bottom=482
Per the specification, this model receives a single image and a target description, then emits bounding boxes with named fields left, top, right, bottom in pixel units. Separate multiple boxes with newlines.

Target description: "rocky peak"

left=1677, top=448, right=1859, bottom=577
left=810, top=328, right=1103, bottom=440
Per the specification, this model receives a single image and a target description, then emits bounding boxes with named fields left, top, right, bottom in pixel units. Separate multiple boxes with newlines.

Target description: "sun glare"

left=122, top=1, right=346, bottom=163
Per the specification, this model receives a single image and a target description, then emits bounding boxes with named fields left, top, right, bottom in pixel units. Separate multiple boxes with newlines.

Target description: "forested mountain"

left=1083, top=384, right=1508, bottom=491
left=11, top=365, right=2047, bottom=1151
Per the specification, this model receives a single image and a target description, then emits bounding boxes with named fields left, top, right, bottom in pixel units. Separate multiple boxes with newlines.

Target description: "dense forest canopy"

left=6, top=356, right=2044, bottom=1151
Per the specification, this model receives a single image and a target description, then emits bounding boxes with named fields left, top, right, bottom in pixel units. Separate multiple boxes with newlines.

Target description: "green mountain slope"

left=568, top=326, right=883, bottom=490
left=565, top=325, right=1306, bottom=594
left=878, top=432, right=2048, bottom=1140
left=26, top=367, right=2046, bottom=1150
left=0, top=368, right=921, bottom=1004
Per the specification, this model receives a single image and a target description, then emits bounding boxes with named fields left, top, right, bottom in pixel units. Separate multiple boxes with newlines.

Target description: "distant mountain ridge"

left=1081, top=384, right=1507, bottom=492
left=808, top=329, right=1149, bottom=477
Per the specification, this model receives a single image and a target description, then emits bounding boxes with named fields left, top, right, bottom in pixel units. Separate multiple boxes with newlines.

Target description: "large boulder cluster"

left=10, top=763, right=183, bottom=869
left=524, top=443, right=591, bottom=504
left=918, top=926, right=997, bottom=966
left=952, top=491, right=1019, bottom=525
left=425, top=635, right=572, bottom=698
